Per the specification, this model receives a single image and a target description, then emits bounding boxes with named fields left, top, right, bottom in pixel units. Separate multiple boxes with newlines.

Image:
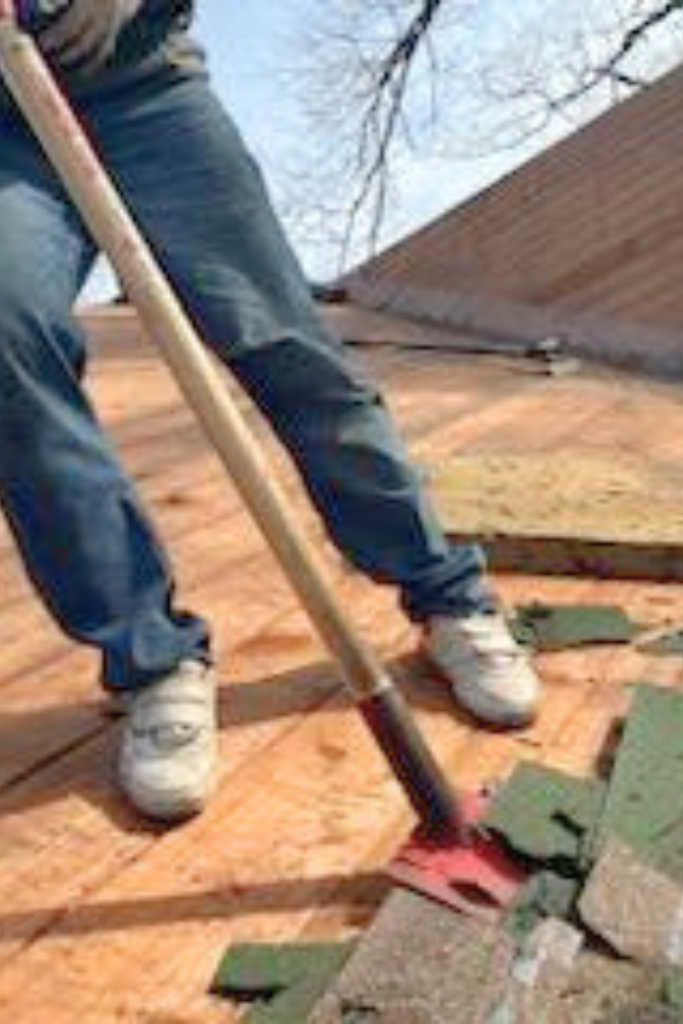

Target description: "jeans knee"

left=0, top=283, right=83, bottom=387
left=232, top=334, right=381, bottom=420
left=0, top=291, right=86, bottom=473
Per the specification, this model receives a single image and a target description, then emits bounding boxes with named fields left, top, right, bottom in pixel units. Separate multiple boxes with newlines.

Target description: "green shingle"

left=505, top=870, right=581, bottom=944
left=661, top=968, right=683, bottom=1011
left=593, top=685, right=683, bottom=882
left=512, top=603, right=643, bottom=652
left=485, top=762, right=606, bottom=869
left=638, top=630, right=683, bottom=656
left=212, top=942, right=356, bottom=1023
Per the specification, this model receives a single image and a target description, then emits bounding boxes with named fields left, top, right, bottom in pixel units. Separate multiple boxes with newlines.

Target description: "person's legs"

left=90, top=75, right=495, bottom=624
left=0, top=118, right=210, bottom=692
left=86, top=73, right=538, bottom=729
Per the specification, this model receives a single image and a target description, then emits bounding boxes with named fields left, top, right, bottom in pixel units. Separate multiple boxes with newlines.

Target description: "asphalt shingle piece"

left=661, top=968, right=683, bottom=1011
left=512, top=603, right=643, bottom=652
left=247, top=972, right=353, bottom=1024
left=307, top=890, right=515, bottom=1023
left=579, top=838, right=683, bottom=965
left=611, top=1007, right=680, bottom=1023
left=488, top=918, right=583, bottom=1023
left=638, top=629, right=683, bottom=656
left=506, top=870, right=582, bottom=944
left=485, top=762, right=606, bottom=868
left=550, top=952, right=679, bottom=1023
left=212, top=942, right=356, bottom=1023
left=593, top=685, right=683, bottom=881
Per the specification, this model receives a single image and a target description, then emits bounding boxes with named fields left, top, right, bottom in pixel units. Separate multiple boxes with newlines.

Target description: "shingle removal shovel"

left=0, top=3, right=527, bottom=921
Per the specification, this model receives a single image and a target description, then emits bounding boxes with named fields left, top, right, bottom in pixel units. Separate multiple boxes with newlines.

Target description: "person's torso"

left=1, top=0, right=205, bottom=116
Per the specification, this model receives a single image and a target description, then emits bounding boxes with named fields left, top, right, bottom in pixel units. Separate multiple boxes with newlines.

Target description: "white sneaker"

left=118, top=660, right=218, bottom=822
left=421, top=613, right=540, bottom=727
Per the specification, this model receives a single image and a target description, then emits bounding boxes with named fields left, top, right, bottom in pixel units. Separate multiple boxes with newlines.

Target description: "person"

left=0, top=0, right=541, bottom=822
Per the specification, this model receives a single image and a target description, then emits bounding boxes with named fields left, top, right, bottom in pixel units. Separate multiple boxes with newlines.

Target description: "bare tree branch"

left=340, top=0, right=448, bottom=261
left=281, top=0, right=683, bottom=273
left=557, top=0, right=683, bottom=103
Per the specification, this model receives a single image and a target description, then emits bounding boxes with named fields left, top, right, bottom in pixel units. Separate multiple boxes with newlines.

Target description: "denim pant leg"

left=0, top=122, right=210, bottom=689
left=91, top=75, right=496, bottom=622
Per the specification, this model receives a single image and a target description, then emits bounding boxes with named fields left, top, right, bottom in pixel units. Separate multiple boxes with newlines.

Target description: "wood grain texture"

left=2, top=311, right=683, bottom=1020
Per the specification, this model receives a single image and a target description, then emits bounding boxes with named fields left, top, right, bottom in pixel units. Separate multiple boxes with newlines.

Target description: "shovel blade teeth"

left=388, top=862, right=502, bottom=922
left=389, top=789, right=529, bottom=920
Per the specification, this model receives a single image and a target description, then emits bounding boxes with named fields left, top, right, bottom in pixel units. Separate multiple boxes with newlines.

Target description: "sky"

left=194, top=2, right=296, bottom=164
left=85, top=0, right=537, bottom=301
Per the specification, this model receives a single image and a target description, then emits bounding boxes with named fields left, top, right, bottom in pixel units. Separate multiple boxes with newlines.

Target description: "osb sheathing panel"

left=432, top=452, right=683, bottom=579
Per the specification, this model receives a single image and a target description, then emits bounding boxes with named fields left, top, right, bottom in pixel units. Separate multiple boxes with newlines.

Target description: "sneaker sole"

left=119, top=774, right=215, bottom=823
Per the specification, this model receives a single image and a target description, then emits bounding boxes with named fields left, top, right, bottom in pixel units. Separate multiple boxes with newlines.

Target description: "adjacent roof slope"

left=345, top=63, right=683, bottom=374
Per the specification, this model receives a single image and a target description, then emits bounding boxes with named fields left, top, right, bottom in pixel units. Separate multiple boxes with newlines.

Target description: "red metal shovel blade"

left=388, top=791, right=528, bottom=922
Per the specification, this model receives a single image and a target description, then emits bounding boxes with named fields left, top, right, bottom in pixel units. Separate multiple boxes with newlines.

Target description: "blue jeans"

left=0, top=70, right=494, bottom=690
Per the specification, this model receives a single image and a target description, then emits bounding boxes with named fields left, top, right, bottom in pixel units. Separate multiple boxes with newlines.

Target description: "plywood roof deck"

left=3, top=309, right=683, bottom=1021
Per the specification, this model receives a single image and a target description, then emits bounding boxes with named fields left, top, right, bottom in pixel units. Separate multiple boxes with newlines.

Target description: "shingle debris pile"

left=482, top=683, right=683, bottom=1022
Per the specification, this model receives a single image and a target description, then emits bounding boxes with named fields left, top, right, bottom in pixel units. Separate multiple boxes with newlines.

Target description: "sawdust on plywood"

left=432, top=452, right=683, bottom=544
